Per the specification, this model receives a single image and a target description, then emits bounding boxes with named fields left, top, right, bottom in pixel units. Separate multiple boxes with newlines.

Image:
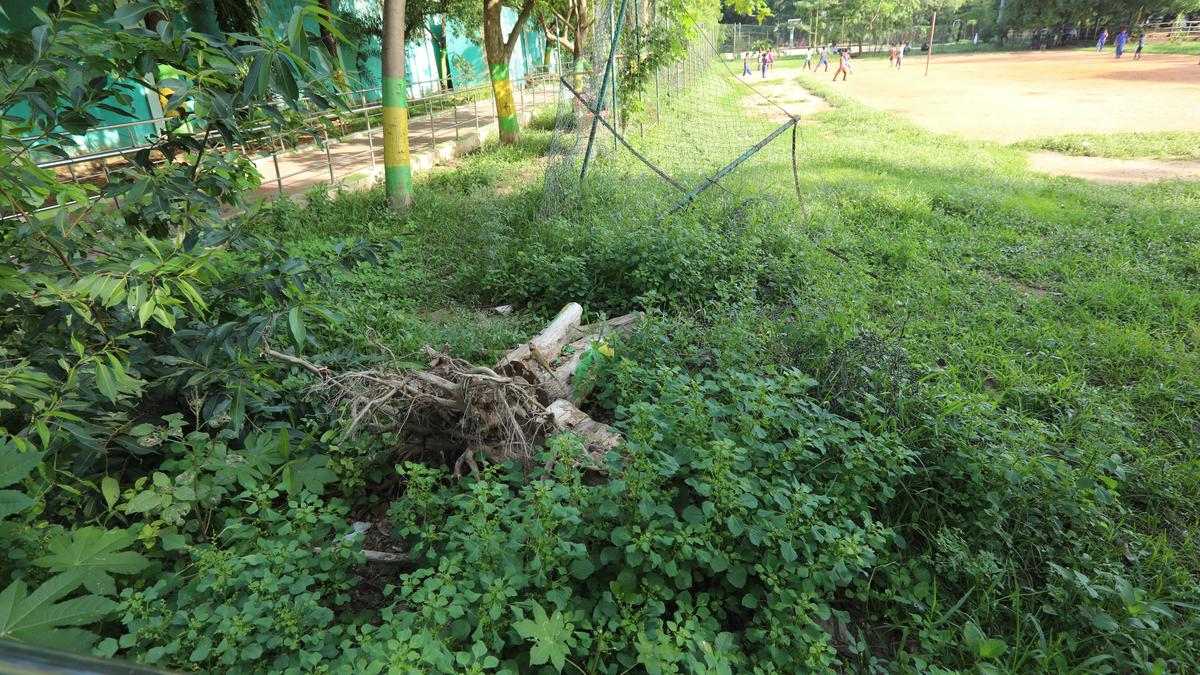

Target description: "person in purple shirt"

left=1096, top=28, right=1109, bottom=52
left=1114, top=30, right=1129, bottom=58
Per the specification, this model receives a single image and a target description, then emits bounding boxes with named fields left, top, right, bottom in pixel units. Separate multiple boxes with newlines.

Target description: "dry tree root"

left=263, top=303, right=640, bottom=478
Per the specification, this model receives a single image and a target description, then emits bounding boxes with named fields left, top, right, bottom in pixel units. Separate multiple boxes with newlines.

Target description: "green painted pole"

left=580, top=0, right=630, bottom=182
left=382, top=0, right=413, bottom=209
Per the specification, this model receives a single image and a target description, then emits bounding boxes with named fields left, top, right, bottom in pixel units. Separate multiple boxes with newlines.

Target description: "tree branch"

left=503, top=0, right=540, bottom=58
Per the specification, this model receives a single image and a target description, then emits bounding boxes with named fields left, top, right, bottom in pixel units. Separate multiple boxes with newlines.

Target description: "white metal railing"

left=5, top=70, right=559, bottom=220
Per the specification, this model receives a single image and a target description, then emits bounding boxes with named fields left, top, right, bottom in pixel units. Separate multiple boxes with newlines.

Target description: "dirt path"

left=1027, top=151, right=1200, bottom=183
left=736, top=66, right=830, bottom=122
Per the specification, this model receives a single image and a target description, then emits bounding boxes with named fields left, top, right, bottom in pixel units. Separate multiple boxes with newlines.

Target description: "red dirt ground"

left=800, top=51, right=1200, bottom=143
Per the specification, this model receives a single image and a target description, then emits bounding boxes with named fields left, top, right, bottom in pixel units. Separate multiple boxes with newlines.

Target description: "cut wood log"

left=573, top=311, right=642, bottom=340
left=547, top=399, right=621, bottom=453
left=496, top=302, right=583, bottom=371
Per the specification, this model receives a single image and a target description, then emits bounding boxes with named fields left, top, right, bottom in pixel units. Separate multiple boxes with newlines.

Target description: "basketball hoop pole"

left=925, top=11, right=937, bottom=76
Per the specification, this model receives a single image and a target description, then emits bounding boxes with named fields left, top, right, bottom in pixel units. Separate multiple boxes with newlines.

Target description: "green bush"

left=104, top=494, right=362, bottom=671
left=375, top=359, right=915, bottom=672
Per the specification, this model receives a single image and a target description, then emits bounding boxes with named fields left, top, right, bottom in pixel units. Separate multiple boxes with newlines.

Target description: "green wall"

left=3, top=0, right=553, bottom=156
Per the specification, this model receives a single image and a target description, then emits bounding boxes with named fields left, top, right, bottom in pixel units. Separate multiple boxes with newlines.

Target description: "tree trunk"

left=320, top=0, right=348, bottom=88
left=484, top=0, right=538, bottom=144
left=383, top=0, right=414, bottom=208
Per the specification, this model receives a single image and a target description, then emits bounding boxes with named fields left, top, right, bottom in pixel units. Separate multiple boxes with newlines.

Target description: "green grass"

left=1015, top=131, right=1200, bottom=160
left=1073, top=41, right=1200, bottom=56
left=252, top=135, right=556, bottom=362
left=257, top=70, right=1200, bottom=670
left=1135, top=40, right=1200, bottom=56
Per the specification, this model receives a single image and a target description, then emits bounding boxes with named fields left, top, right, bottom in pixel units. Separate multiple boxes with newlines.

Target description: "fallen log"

left=547, top=399, right=621, bottom=454
left=263, top=304, right=640, bottom=478
left=496, top=302, right=583, bottom=373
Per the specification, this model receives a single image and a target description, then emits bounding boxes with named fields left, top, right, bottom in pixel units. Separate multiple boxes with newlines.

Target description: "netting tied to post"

left=541, top=0, right=807, bottom=226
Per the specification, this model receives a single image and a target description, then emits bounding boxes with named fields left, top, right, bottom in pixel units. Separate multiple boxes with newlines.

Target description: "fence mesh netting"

left=541, top=2, right=804, bottom=226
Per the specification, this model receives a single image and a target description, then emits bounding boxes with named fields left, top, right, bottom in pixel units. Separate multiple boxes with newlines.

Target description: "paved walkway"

left=252, top=81, right=558, bottom=200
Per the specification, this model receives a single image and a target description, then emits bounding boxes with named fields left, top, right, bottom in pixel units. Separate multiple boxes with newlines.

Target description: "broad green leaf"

left=780, top=540, right=797, bottom=563
left=161, top=533, right=187, bottom=551
left=31, top=25, right=49, bottom=59
left=94, top=363, right=118, bottom=403
left=280, top=454, right=336, bottom=496
left=288, top=306, right=306, bottom=348
left=123, top=490, right=163, bottom=515
left=569, top=557, right=595, bottom=580
left=33, top=527, right=149, bottom=596
left=0, top=490, right=36, bottom=519
left=514, top=602, right=572, bottom=672
left=0, top=445, right=43, bottom=488
left=962, top=621, right=985, bottom=653
left=979, top=638, right=1007, bottom=659
left=0, top=570, right=114, bottom=652
left=1084, top=607, right=1120, bottom=632
left=16, top=593, right=116, bottom=633
left=243, top=52, right=272, bottom=100
left=137, top=297, right=156, bottom=327
left=230, top=384, right=246, bottom=433
left=112, top=2, right=158, bottom=28
left=101, top=477, right=119, bottom=509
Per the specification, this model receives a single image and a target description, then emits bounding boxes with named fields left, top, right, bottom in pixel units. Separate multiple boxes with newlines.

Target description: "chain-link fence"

left=543, top=3, right=802, bottom=226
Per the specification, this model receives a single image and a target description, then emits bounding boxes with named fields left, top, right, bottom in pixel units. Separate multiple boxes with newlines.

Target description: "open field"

left=777, top=51, right=1200, bottom=143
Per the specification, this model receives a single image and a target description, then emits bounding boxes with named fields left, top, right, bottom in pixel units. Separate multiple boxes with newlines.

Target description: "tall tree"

left=383, top=0, right=414, bottom=208
left=543, top=0, right=594, bottom=68
left=483, top=0, right=539, bottom=143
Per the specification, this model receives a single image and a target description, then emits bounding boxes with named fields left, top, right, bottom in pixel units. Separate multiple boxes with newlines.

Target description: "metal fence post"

left=452, top=96, right=459, bottom=141
left=427, top=97, right=435, bottom=148
left=362, top=91, right=377, bottom=169
left=322, top=125, right=335, bottom=183
left=271, top=133, right=284, bottom=197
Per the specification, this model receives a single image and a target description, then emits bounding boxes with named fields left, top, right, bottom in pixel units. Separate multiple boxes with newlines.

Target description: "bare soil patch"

left=737, top=68, right=831, bottom=122
left=1027, top=151, right=1200, bottom=184
left=805, top=51, right=1200, bottom=143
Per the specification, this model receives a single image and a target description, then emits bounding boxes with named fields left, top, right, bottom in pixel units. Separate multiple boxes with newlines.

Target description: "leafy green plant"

left=514, top=602, right=580, bottom=672
left=0, top=442, right=43, bottom=520
left=0, top=570, right=117, bottom=650
left=104, top=493, right=363, bottom=671
left=33, top=527, right=150, bottom=596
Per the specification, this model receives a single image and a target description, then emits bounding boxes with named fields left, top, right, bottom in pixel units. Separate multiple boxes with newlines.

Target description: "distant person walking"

left=1134, top=33, right=1145, bottom=59
left=802, top=46, right=814, bottom=71
left=1096, top=28, right=1108, bottom=52
left=833, top=48, right=851, bottom=81
left=894, top=44, right=904, bottom=69
left=760, top=50, right=768, bottom=78
left=817, top=46, right=830, bottom=71
left=1115, top=29, right=1129, bottom=58
left=889, top=43, right=897, bottom=65
left=742, top=51, right=751, bottom=76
